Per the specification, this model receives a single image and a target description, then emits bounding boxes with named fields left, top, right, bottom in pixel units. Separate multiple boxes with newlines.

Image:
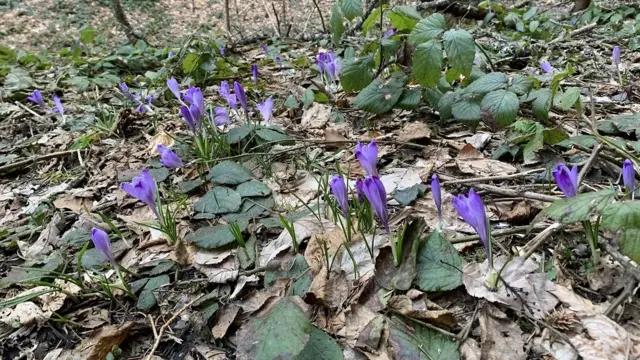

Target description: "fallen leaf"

left=456, top=158, right=518, bottom=177
left=212, top=304, right=240, bottom=339
left=0, top=302, right=47, bottom=329
left=336, top=304, right=379, bottom=347
left=467, top=133, right=492, bottom=150
left=305, top=226, right=347, bottom=276
left=479, top=305, right=527, bottom=360
left=306, top=268, right=352, bottom=309
left=75, top=321, right=136, bottom=360
left=325, top=128, right=348, bottom=150
left=379, top=168, right=422, bottom=194
left=259, top=215, right=333, bottom=266
left=398, top=122, right=432, bottom=142
left=331, top=232, right=387, bottom=281
left=53, top=193, right=92, bottom=212
left=193, top=256, right=238, bottom=284
left=388, top=295, right=458, bottom=330
left=457, top=143, right=484, bottom=159
left=302, top=102, right=332, bottom=129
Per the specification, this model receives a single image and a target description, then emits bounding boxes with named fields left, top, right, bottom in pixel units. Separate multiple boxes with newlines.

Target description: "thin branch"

left=0, top=149, right=87, bottom=174
left=311, top=0, right=327, bottom=32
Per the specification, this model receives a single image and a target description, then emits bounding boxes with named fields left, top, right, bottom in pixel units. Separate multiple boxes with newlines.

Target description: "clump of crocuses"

left=27, top=90, right=65, bottom=123
left=119, top=82, right=155, bottom=113
left=317, top=51, right=342, bottom=84
left=121, top=169, right=179, bottom=245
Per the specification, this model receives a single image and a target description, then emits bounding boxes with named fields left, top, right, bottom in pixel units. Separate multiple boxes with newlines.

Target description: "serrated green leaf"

left=395, top=88, right=422, bottom=110
left=437, top=91, right=457, bottom=120
left=236, top=297, right=312, bottom=360
left=389, top=317, right=460, bottom=360
left=362, top=6, right=382, bottom=36
left=412, top=40, right=442, bottom=87
left=425, top=87, right=443, bottom=107
left=182, top=53, right=200, bottom=73
left=331, top=3, right=345, bottom=47
left=543, top=189, right=616, bottom=224
left=523, top=124, right=544, bottom=164
left=339, top=55, right=374, bottom=92
left=530, top=88, right=552, bottom=121
left=508, top=75, right=534, bottom=95
left=561, top=87, right=581, bottom=111
left=342, top=0, right=363, bottom=21
left=557, top=135, right=597, bottom=149
left=443, top=29, right=475, bottom=78
left=208, top=160, right=254, bottom=185
left=296, top=326, right=344, bottom=360
left=353, top=73, right=406, bottom=114
left=543, top=127, right=569, bottom=145
left=600, top=201, right=640, bottom=263
left=414, top=231, right=463, bottom=292
left=408, top=13, right=447, bottom=45
left=480, top=89, right=519, bottom=125
left=597, top=114, right=640, bottom=138
left=465, top=72, right=508, bottom=94
left=194, top=187, right=242, bottom=214
left=388, top=5, right=422, bottom=31
left=451, top=98, right=481, bottom=122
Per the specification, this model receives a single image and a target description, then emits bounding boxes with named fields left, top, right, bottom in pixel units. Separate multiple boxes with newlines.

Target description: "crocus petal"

left=157, top=145, right=184, bottom=168
left=355, top=141, right=378, bottom=177
left=362, top=176, right=389, bottom=233
left=452, top=188, right=488, bottom=248
left=355, top=178, right=364, bottom=202
left=218, top=81, right=231, bottom=98
left=213, top=106, right=230, bottom=126
left=119, top=82, right=129, bottom=94
left=189, top=103, right=203, bottom=130
left=27, top=90, right=45, bottom=107
left=612, top=46, right=621, bottom=66
left=262, top=44, right=269, bottom=55
left=431, top=174, right=442, bottom=220
left=552, top=163, right=578, bottom=198
left=252, top=64, right=259, bottom=85
left=234, top=82, right=247, bottom=113
left=623, top=159, right=635, bottom=192
left=219, top=46, right=226, bottom=56
left=317, top=52, right=326, bottom=74
left=52, top=95, right=64, bottom=115
left=180, top=105, right=195, bottom=132
left=540, top=60, right=553, bottom=74
left=121, top=169, right=158, bottom=216
left=257, top=97, right=274, bottom=124
left=91, top=228, right=116, bottom=265
left=329, top=174, right=349, bottom=217
left=167, top=78, right=182, bottom=102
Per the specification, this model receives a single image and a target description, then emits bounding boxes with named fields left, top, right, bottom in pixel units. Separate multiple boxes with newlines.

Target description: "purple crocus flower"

left=612, top=46, right=621, bottom=66
left=540, top=60, right=553, bottom=74
left=234, top=81, right=248, bottom=113
left=51, top=95, right=64, bottom=115
left=355, top=178, right=364, bottom=202
left=168, top=50, right=175, bottom=58
left=27, top=90, right=45, bottom=107
left=91, top=228, right=116, bottom=267
left=383, top=28, right=397, bottom=38
left=329, top=174, right=349, bottom=217
left=431, top=174, right=442, bottom=221
left=622, top=159, right=635, bottom=192
left=119, top=82, right=129, bottom=94
left=121, top=169, right=158, bottom=216
left=180, top=105, right=195, bottom=132
left=275, top=55, right=282, bottom=63
left=257, top=97, right=274, bottom=124
left=262, top=44, right=269, bottom=55
left=317, top=52, right=326, bottom=74
left=167, top=78, right=182, bottom=102
left=219, top=46, right=226, bottom=56
left=452, top=189, right=488, bottom=248
left=157, top=145, right=184, bottom=168
left=252, top=64, right=259, bottom=85
left=552, top=163, right=579, bottom=198
left=218, top=81, right=237, bottom=109
left=213, top=106, right=230, bottom=126
left=355, top=141, right=378, bottom=177
left=361, top=176, right=389, bottom=233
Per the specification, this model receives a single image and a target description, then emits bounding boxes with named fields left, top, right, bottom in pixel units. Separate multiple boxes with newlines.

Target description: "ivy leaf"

left=412, top=40, right=442, bottom=87
left=353, top=73, right=407, bottom=114
left=342, top=0, right=363, bottom=21
left=339, top=55, right=374, bottom=92
left=408, top=13, right=447, bottom=45
left=443, top=29, right=475, bottom=78
left=480, top=89, right=519, bottom=125
left=330, top=3, right=345, bottom=47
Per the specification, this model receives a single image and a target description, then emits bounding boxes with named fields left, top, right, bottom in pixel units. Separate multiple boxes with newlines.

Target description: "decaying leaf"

left=398, top=122, right=432, bottom=142
left=388, top=295, right=458, bottom=330
left=259, top=215, right=333, bottom=266
left=74, top=321, right=136, bottom=360
left=212, top=304, right=240, bottom=339
left=479, top=305, right=527, bottom=360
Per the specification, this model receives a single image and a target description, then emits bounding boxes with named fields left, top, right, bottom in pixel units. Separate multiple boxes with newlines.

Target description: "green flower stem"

left=583, top=221, right=600, bottom=265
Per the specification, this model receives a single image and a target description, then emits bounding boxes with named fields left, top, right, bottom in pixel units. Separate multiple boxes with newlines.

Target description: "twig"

left=467, top=182, right=559, bottom=203
left=389, top=309, right=457, bottom=338
left=547, top=23, right=597, bottom=46
left=14, top=101, right=43, bottom=119
left=271, top=3, right=282, bottom=36
left=260, top=0, right=281, bottom=36
left=599, top=240, right=640, bottom=282
left=521, top=222, right=564, bottom=259
left=576, top=143, right=602, bottom=186
left=457, top=303, right=480, bottom=346
left=450, top=224, right=550, bottom=244
left=604, top=280, right=637, bottom=317
left=0, top=149, right=87, bottom=174
left=311, top=0, right=327, bottom=32
left=144, top=294, right=205, bottom=360
left=442, top=168, right=545, bottom=186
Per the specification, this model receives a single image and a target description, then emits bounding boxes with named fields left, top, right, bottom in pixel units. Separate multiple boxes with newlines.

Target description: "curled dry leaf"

left=74, top=321, right=136, bottom=360
left=193, top=256, right=238, bottom=284
left=336, top=304, right=381, bottom=348
left=398, top=122, right=432, bottom=142
left=463, top=256, right=559, bottom=319
left=387, top=295, right=458, bottom=330
left=305, top=226, right=347, bottom=276
left=306, top=268, right=352, bottom=309
left=212, top=304, right=241, bottom=339
left=259, top=215, right=333, bottom=266
left=479, top=305, right=527, bottom=360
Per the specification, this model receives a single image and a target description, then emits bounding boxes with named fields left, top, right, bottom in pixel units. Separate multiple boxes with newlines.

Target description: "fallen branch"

left=0, top=149, right=87, bottom=174
left=345, top=0, right=379, bottom=36
left=521, top=222, right=564, bottom=259
left=442, top=168, right=545, bottom=186
left=417, top=0, right=487, bottom=20
left=450, top=224, right=550, bottom=244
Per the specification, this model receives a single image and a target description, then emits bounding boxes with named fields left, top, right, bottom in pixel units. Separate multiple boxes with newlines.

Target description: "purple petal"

left=213, top=106, right=230, bottom=126
left=612, top=46, right=621, bottom=66
left=52, top=95, right=64, bottom=115
left=540, top=60, right=553, bottom=74
left=623, top=159, right=635, bottom=192
left=362, top=176, right=389, bottom=233
left=234, top=82, right=247, bottom=113
left=180, top=105, right=195, bottom=132
left=167, top=78, right=182, bottom=102
left=329, top=174, right=349, bottom=217
left=257, top=97, right=274, bottom=124
left=27, top=90, right=45, bottom=107
left=252, top=64, right=259, bottom=85
left=431, top=174, right=442, bottom=220
left=91, top=228, right=115, bottom=265
left=552, top=163, right=578, bottom=198
left=157, top=145, right=184, bottom=168
left=354, top=140, right=378, bottom=177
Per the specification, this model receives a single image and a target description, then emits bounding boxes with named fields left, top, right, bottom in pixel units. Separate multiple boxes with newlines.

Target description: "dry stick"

left=0, top=149, right=87, bottom=173
left=14, top=101, right=43, bottom=119
left=224, top=0, right=232, bottom=34
left=521, top=222, right=564, bottom=259
left=144, top=294, right=205, bottom=360
left=272, top=3, right=282, bottom=36
left=599, top=240, right=640, bottom=282
left=470, top=183, right=559, bottom=203
left=450, top=224, right=550, bottom=244
left=260, top=0, right=281, bottom=36
left=442, top=168, right=546, bottom=186
left=311, top=0, right=327, bottom=32
left=604, top=280, right=638, bottom=318
left=547, top=23, right=597, bottom=46
left=577, top=143, right=602, bottom=186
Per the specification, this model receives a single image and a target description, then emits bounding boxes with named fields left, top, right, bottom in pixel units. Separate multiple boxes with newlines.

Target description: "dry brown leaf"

left=305, top=226, right=347, bottom=275
left=398, top=122, right=432, bottom=142
left=53, top=193, right=92, bottom=212
left=148, top=130, right=174, bottom=153
left=467, top=133, right=492, bottom=150
left=479, top=305, right=527, bottom=360
left=306, top=268, right=352, bottom=309
left=0, top=302, right=47, bottom=329
left=387, top=295, right=458, bottom=330
left=75, top=321, right=135, bottom=360
left=301, top=102, right=331, bottom=129
left=464, top=256, right=559, bottom=319
left=491, top=200, right=539, bottom=223
left=193, top=256, right=238, bottom=284
left=336, top=304, right=380, bottom=347
left=460, top=338, right=481, bottom=360
left=331, top=233, right=388, bottom=281
left=325, top=128, right=349, bottom=150
left=379, top=168, right=422, bottom=194
left=456, top=158, right=518, bottom=177
left=457, top=143, right=484, bottom=159
left=212, top=304, right=240, bottom=339
left=259, top=215, right=333, bottom=266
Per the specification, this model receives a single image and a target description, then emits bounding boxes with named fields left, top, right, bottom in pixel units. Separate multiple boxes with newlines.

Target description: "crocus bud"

left=167, top=78, right=182, bottom=102
left=180, top=105, right=195, bottom=132
left=257, top=97, right=274, bottom=124
left=91, top=228, right=116, bottom=266
left=361, top=176, right=389, bottom=233
left=252, top=64, right=259, bottom=85
left=622, top=159, right=635, bottom=193
left=612, top=46, right=621, bottom=66
left=329, top=174, right=349, bottom=217
left=51, top=95, right=64, bottom=115
left=121, top=169, right=158, bottom=217
left=540, top=60, right=553, bottom=74
left=119, top=82, right=129, bottom=94
left=431, top=174, right=442, bottom=221
left=27, top=90, right=45, bottom=107
left=157, top=145, right=184, bottom=168
left=213, top=106, right=230, bottom=126
left=355, top=141, right=378, bottom=177
left=234, top=82, right=248, bottom=114
left=552, top=163, right=578, bottom=198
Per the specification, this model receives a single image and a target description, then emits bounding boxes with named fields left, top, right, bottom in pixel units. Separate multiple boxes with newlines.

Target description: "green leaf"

left=353, top=73, right=407, bottom=114
left=236, top=297, right=312, bottom=360
left=443, top=29, right=475, bottom=78
left=557, top=135, right=597, bottom=149
left=523, top=124, right=544, bottom=164
left=408, top=13, right=447, bottom=45
left=4, top=67, right=34, bottom=91
left=465, top=72, right=508, bottom=95
left=255, top=127, right=293, bottom=144
left=389, top=317, right=460, bottom=360
left=264, top=255, right=313, bottom=297
left=415, top=231, right=463, bottom=292
left=339, top=55, right=374, bottom=92
left=523, top=7, right=538, bottom=20
left=412, top=40, right=442, bottom=88
left=388, top=6, right=422, bottom=31
left=561, top=87, right=581, bottom=111
left=284, top=95, right=299, bottom=109
left=178, top=179, right=205, bottom=194
left=296, top=326, right=344, bottom=360
left=194, top=187, right=242, bottom=215
left=597, top=114, right=640, bottom=138
left=437, top=91, right=457, bottom=120
left=137, top=275, right=170, bottom=311
left=543, top=127, right=569, bottom=145
left=238, top=235, right=257, bottom=269
left=236, top=180, right=272, bottom=197
left=208, top=160, right=254, bottom=185
left=451, top=98, right=481, bottom=122
left=508, top=75, right=533, bottom=95
left=342, top=0, right=363, bottom=21
left=395, top=183, right=427, bottom=205
left=226, top=126, right=252, bottom=145
left=302, top=89, right=314, bottom=109
left=331, top=3, right=345, bottom=47
left=395, top=89, right=422, bottom=110
left=62, top=228, right=92, bottom=248
left=600, top=201, right=640, bottom=263
left=480, top=89, right=519, bottom=125
left=79, top=26, right=96, bottom=44
left=543, top=189, right=616, bottom=224
left=182, top=53, right=200, bottom=73
left=530, top=88, right=552, bottom=121
left=185, top=224, right=247, bottom=249
left=362, top=6, right=382, bottom=36
left=69, top=75, right=90, bottom=92
left=425, top=87, right=443, bottom=107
